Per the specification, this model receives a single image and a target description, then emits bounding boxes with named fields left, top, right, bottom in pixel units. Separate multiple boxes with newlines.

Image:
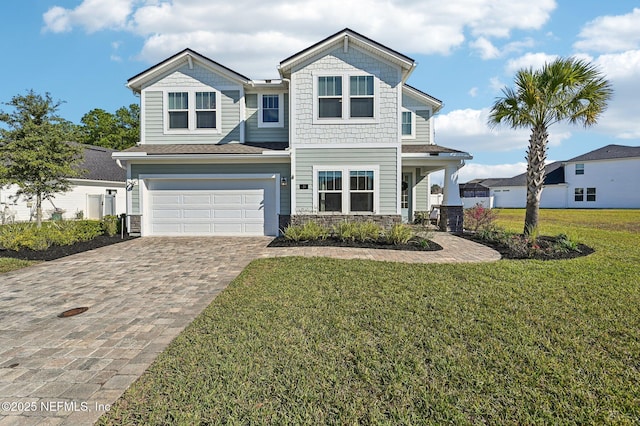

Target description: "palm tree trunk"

left=524, top=125, right=548, bottom=235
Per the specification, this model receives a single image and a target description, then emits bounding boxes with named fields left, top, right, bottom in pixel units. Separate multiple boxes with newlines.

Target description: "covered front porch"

left=401, top=144, right=472, bottom=232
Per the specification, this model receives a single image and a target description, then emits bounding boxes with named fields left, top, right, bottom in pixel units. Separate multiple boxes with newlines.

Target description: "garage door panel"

left=153, top=194, right=182, bottom=204
left=153, top=209, right=181, bottom=219
left=183, top=209, right=212, bottom=219
left=183, top=195, right=212, bottom=204
left=147, top=178, right=277, bottom=236
left=183, top=223, right=213, bottom=233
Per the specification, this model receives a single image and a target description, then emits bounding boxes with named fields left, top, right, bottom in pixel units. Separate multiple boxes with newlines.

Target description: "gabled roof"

left=491, top=161, right=565, bottom=187
left=278, top=28, right=416, bottom=79
left=75, top=145, right=126, bottom=182
left=565, top=144, right=640, bottom=162
left=403, top=84, right=443, bottom=113
left=127, top=48, right=251, bottom=92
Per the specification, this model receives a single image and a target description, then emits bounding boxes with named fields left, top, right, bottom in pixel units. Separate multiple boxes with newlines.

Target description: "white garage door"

left=146, top=178, right=277, bottom=236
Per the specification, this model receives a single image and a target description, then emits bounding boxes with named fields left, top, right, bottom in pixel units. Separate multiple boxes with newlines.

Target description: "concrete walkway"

left=0, top=234, right=499, bottom=425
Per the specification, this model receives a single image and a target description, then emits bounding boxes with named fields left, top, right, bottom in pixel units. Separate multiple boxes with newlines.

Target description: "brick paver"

left=0, top=233, right=499, bottom=425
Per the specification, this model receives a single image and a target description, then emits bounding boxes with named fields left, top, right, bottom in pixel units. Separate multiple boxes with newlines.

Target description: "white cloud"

left=574, top=8, right=640, bottom=53
left=489, top=77, right=506, bottom=92
left=505, top=52, right=558, bottom=74
left=43, top=0, right=134, bottom=33
left=42, top=0, right=557, bottom=75
left=593, top=50, right=640, bottom=139
left=470, top=37, right=500, bottom=59
left=468, top=87, right=479, bottom=97
left=435, top=107, right=572, bottom=154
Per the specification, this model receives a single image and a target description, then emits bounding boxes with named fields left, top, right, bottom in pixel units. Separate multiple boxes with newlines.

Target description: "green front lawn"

left=100, top=209, right=640, bottom=424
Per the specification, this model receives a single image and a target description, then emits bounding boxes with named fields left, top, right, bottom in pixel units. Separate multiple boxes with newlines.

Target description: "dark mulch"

left=0, top=235, right=138, bottom=261
left=460, top=233, right=595, bottom=260
left=268, top=236, right=443, bottom=252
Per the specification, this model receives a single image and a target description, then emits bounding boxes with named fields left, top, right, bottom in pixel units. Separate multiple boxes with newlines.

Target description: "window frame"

left=312, top=71, right=379, bottom=124
left=258, top=93, right=284, bottom=128
left=401, top=108, right=416, bottom=139
left=574, top=188, right=584, bottom=202
left=586, top=187, right=596, bottom=202
left=164, top=87, right=222, bottom=134
left=349, top=75, right=374, bottom=118
left=313, top=165, right=380, bottom=214
left=575, top=163, right=585, bottom=175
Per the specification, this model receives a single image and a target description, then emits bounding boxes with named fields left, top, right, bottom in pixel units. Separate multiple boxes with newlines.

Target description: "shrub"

left=384, top=223, right=414, bottom=245
left=332, top=221, right=359, bottom=242
left=464, top=203, right=498, bottom=232
left=413, top=211, right=430, bottom=225
left=283, top=221, right=329, bottom=241
left=0, top=220, right=103, bottom=251
left=352, top=221, right=382, bottom=242
left=101, top=215, right=119, bottom=237
left=554, top=233, right=580, bottom=253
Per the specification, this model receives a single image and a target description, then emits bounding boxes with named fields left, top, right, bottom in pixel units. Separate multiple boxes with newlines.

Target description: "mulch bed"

left=268, top=236, right=443, bottom=252
left=0, top=235, right=138, bottom=261
left=460, top=233, right=594, bottom=260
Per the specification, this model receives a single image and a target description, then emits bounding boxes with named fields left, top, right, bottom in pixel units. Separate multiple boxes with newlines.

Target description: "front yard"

left=99, top=209, right=640, bottom=424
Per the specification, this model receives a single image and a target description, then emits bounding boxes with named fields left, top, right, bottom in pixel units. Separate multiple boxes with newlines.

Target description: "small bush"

left=384, top=223, right=414, bottom=245
left=352, top=221, right=382, bottom=242
left=101, top=215, right=119, bottom=237
left=0, top=220, right=103, bottom=251
left=283, top=221, right=329, bottom=241
left=464, top=203, right=498, bottom=232
left=413, top=211, right=430, bottom=225
left=554, top=233, right=580, bottom=253
left=332, top=221, right=359, bottom=242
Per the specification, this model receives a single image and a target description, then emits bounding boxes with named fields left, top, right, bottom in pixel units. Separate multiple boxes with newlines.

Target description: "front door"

left=401, top=172, right=412, bottom=223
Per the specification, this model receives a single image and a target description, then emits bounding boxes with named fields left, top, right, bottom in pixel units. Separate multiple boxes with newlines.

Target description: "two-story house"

left=113, top=29, right=471, bottom=236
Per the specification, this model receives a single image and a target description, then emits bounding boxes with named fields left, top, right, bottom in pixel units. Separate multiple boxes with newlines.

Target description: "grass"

left=0, top=258, right=37, bottom=273
left=97, top=209, right=637, bottom=423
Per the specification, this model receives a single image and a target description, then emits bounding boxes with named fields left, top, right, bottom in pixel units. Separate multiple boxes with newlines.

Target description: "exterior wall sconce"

left=280, top=177, right=288, bottom=186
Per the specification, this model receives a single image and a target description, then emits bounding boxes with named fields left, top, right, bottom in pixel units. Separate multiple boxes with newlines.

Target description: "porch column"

left=439, top=162, right=464, bottom=233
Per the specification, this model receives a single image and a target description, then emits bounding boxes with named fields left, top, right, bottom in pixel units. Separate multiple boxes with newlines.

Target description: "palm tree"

left=489, top=57, right=613, bottom=235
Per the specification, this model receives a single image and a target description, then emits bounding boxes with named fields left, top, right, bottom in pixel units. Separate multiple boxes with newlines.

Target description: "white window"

left=587, top=187, right=596, bottom=202
left=318, top=171, right=343, bottom=212
left=165, top=89, right=221, bottom=133
left=313, top=72, right=378, bottom=124
left=575, top=188, right=584, bottom=202
left=575, top=163, right=584, bottom=175
left=314, top=166, right=379, bottom=213
left=349, top=76, right=374, bottom=118
left=258, top=93, right=284, bottom=128
left=318, top=76, right=343, bottom=118
left=350, top=170, right=374, bottom=211
left=401, top=110, right=414, bottom=137
left=168, top=92, right=189, bottom=129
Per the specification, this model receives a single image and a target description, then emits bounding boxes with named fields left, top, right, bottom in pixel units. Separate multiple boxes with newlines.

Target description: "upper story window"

left=401, top=110, right=413, bottom=137
left=575, top=164, right=584, bottom=175
left=195, top=92, right=216, bottom=129
left=313, top=72, right=378, bottom=124
left=168, top=92, right=189, bottom=129
left=349, top=76, right=374, bottom=118
left=165, top=89, right=221, bottom=134
left=258, top=93, right=284, bottom=127
left=318, top=76, right=343, bottom=118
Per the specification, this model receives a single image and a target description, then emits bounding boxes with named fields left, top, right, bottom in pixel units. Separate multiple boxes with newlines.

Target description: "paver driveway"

left=0, top=235, right=498, bottom=425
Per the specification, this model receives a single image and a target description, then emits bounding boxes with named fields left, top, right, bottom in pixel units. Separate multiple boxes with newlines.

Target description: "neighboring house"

left=458, top=178, right=506, bottom=208
left=113, top=29, right=471, bottom=236
left=0, top=145, right=126, bottom=223
left=462, top=144, right=640, bottom=209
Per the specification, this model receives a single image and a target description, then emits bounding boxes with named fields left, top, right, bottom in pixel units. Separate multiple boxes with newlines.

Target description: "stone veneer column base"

left=438, top=205, right=464, bottom=233
left=128, top=215, right=141, bottom=235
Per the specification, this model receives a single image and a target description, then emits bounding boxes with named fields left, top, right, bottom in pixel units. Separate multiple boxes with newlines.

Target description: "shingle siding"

left=292, top=46, right=401, bottom=145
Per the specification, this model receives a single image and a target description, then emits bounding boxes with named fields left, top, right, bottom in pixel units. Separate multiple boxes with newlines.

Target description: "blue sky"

left=1, top=0, right=639, bottom=183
